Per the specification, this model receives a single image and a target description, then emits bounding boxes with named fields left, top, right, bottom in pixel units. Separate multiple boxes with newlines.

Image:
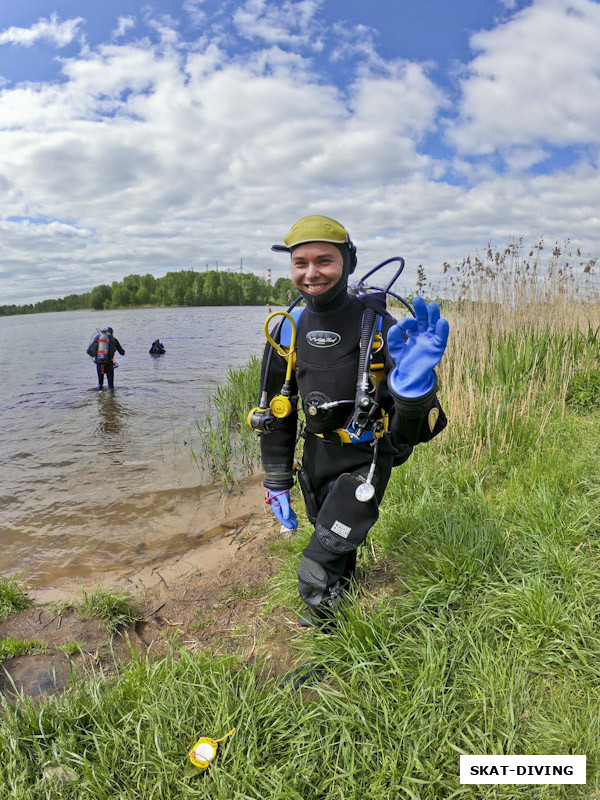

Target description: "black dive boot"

left=298, top=577, right=347, bottom=630
left=283, top=597, right=344, bottom=687
left=298, top=604, right=335, bottom=629
left=279, top=660, right=326, bottom=689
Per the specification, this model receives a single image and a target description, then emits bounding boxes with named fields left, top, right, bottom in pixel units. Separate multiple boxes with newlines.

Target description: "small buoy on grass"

left=189, top=728, right=236, bottom=770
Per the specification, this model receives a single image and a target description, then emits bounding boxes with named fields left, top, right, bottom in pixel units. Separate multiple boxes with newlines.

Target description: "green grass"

left=192, top=356, right=262, bottom=485
left=56, top=641, right=85, bottom=656
left=566, top=368, right=600, bottom=412
left=0, top=575, right=33, bottom=618
left=1, top=404, right=599, bottom=797
left=0, top=637, right=46, bottom=663
left=59, top=587, right=141, bottom=633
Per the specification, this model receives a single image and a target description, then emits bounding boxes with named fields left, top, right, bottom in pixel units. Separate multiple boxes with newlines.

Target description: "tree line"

left=0, top=270, right=297, bottom=317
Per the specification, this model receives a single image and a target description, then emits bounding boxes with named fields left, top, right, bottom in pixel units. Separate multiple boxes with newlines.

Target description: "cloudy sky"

left=1, top=0, right=599, bottom=304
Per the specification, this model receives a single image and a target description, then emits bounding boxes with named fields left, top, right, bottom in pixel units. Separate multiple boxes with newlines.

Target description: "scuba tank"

left=96, top=330, right=111, bottom=365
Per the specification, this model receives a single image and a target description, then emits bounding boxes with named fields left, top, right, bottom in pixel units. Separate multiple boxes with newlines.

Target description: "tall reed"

left=193, top=356, right=262, bottom=485
left=434, top=240, right=600, bottom=460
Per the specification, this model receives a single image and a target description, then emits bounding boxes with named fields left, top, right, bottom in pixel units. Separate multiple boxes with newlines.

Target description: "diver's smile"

left=301, top=281, right=332, bottom=295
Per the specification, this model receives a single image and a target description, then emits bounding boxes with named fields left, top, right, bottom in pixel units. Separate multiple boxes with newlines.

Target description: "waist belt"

left=313, top=416, right=388, bottom=445
left=315, top=429, right=375, bottom=445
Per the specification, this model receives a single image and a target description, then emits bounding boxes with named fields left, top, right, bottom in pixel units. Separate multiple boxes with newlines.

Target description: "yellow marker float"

left=189, top=728, right=236, bottom=770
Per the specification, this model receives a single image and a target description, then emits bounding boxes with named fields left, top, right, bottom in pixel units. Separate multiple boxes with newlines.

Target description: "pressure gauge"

left=355, top=481, right=375, bottom=503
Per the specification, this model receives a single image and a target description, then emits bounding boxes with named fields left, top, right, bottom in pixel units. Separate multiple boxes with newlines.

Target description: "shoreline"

left=1, top=474, right=299, bottom=699
left=28, top=473, right=270, bottom=605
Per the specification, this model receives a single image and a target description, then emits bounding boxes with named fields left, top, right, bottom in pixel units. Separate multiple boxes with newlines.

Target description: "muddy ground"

left=1, top=492, right=401, bottom=701
left=0, top=510, right=302, bottom=699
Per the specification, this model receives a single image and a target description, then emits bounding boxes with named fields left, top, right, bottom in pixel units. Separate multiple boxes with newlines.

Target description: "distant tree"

left=215, top=272, right=239, bottom=305
left=0, top=266, right=283, bottom=316
left=272, top=277, right=295, bottom=305
left=140, top=273, right=157, bottom=294
left=0, top=305, right=19, bottom=316
left=90, top=284, right=112, bottom=310
left=64, top=293, right=89, bottom=310
left=225, top=272, right=243, bottom=305
left=122, top=274, right=141, bottom=294
left=191, top=274, right=205, bottom=305
left=241, top=273, right=270, bottom=304
left=111, top=285, right=132, bottom=308
left=159, top=269, right=195, bottom=305
left=135, top=286, right=152, bottom=305
left=169, top=279, right=186, bottom=306
left=36, top=298, right=65, bottom=313
left=202, top=271, right=220, bottom=305
left=153, top=280, right=171, bottom=306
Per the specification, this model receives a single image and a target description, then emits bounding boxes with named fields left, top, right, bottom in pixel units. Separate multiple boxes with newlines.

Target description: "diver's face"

left=290, top=242, right=344, bottom=297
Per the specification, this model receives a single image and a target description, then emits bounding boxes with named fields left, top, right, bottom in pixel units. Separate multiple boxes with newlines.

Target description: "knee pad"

left=297, top=555, right=328, bottom=607
left=315, top=472, right=379, bottom=555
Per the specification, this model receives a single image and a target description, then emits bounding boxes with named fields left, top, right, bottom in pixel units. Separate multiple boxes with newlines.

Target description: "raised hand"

left=387, top=296, right=449, bottom=397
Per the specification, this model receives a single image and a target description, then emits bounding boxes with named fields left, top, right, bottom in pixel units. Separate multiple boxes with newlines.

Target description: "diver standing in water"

left=86, top=327, right=125, bottom=392
left=250, top=215, right=449, bottom=638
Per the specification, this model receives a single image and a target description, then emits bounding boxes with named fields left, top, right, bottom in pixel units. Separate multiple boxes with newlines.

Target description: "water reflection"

left=95, top=392, right=128, bottom=438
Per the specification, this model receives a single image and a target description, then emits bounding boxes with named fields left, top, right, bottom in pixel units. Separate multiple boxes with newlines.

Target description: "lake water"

left=0, top=306, right=273, bottom=589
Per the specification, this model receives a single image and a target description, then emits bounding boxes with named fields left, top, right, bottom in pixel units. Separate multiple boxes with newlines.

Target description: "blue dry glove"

left=266, top=490, right=298, bottom=530
left=387, top=296, right=450, bottom=397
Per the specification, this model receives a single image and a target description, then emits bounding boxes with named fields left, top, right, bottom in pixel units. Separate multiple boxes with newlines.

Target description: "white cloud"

left=0, top=2, right=599, bottom=305
left=448, top=0, right=600, bottom=154
left=143, top=13, right=181, bottom=46
left=501, top=147, right=548, bottom=171
left=331, top=22, right=381, bottom=68
left=233, top=0, right=324, bottom=47
left=112, top=17, right=136, bottom=40
left=183, top=0, right=207, bottom=26
left=350, top=61, right=447, bottom=139
left=0, top=13, right=83, bottom=48
left=0, top=33, right=450, bottom=302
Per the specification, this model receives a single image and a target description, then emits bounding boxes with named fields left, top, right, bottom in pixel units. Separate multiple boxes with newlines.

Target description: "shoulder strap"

left=279, top=307, right=305, bottom=349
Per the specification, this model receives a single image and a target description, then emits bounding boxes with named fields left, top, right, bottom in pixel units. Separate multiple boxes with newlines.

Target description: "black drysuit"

left=86, top=334, right=125, bottom=391
left=259, top=290, right=447, bottom=617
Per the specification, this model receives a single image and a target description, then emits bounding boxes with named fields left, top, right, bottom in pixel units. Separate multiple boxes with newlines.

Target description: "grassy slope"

left=2, top=287, right=600, bottom=799
left=2, top=407, right=598, bottom=799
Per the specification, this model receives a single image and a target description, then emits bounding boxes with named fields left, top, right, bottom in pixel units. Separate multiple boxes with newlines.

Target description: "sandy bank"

left=29, top=473, right=271, bottom=605
left=1, top=476, right=304, bottom=699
